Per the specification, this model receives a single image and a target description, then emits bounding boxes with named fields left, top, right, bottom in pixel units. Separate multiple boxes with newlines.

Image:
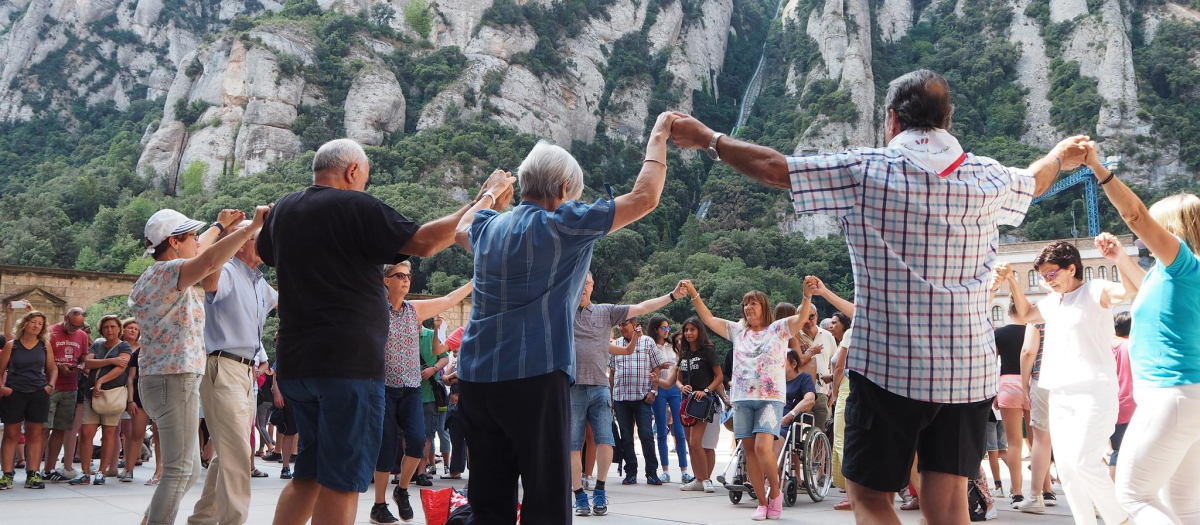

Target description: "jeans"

left=1049, top=387, right=1129, bottom=525
left=446, top=410, right=468, bottom=474
left=1116, top=382, right=1200, bottom=524
left=256, top=401, right=275, bottom=447
left=139, top=373, right=203, bottom=525
left=653, top=385, right=687, bottom=468
left=423, top=402, right=450, bottom=454
left=189, top=356, right=255, bottom=525
left=614, top=399, right=659, bottom=478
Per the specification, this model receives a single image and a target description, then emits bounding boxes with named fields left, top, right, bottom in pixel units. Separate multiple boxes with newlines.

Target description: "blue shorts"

left=569, top=384, right=615, bottom=450
left=732, top=400, right=785, bottom=440
left=377, top=386, right=425, bottom=472
left=278, top=377, right=385, bottom=493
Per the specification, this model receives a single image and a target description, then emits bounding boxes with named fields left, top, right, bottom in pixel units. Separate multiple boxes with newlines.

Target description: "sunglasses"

left=386, top=272, right=412, bottom=281
left=1039, top=269, right=1062, bottom=281
left=659, top=326, right=670, bottom=332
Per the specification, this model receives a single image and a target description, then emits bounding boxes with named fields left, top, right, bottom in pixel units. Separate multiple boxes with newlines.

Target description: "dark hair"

left=884, top=69, right=954, bottom=132
left=774, top=302, right=797, bottom=321
left=1034, top=241, right=1084, bottom=280
left=679, top=317, right=714, bottom=354
left=1008, top=300, right=1018, bottom=318
left=1114, top=311, right=1131, bottom=337
left=786, top=350, right=802, bottom=372
left=647, top=314, right=671, bottom=344
left=832, top=311, right=851, bottom=330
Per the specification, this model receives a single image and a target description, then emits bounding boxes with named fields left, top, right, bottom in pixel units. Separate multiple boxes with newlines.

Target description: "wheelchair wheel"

left=803, top=427, right=833, bottom=502
left=728, top=489, right=742, bottom=504
left=784, top=476, right=798, bottom=507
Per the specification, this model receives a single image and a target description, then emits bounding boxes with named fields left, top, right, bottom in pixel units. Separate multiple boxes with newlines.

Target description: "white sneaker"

left=661, top=472, right=671, bottom=483
left=680, top=479, right=704, bottom=491
left=703, top=480, right=715, bottom=493
left=985, top=505, right=998, bottom=521
left=1017, top=494, right=1046, bottom=514
left=582, top=475, right=595, bottom=491
left=62, top=468, right=80, bottom=479
left=992, top=486, right=1005, bottom=498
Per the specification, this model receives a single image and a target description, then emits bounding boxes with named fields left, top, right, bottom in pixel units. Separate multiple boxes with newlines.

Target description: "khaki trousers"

left=188, top=355, right=255, bottom=525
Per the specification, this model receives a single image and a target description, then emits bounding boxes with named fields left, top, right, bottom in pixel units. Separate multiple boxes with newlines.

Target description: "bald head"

left=64, top=307, right=85, bottom=331
left=312, top=139, right=371, bottom=191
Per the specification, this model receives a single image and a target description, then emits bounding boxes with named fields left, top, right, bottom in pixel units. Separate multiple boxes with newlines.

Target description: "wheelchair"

left=716, top=412, right=833, bottom=506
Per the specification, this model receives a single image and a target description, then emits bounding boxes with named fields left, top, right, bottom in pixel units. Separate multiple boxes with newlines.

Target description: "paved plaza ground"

left=0, top=430, right=1093, bottom=525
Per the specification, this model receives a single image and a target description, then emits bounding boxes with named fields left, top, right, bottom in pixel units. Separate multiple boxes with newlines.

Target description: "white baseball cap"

left=143, top=209, right=207, bottom=256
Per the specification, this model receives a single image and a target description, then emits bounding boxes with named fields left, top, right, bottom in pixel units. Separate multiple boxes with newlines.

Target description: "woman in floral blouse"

left=683, top=280, right=811, bottom=521
left=128, top=206, right=268, bottom=525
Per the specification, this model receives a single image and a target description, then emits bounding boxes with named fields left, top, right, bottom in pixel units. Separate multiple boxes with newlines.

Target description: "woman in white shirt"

left=1010, top=240, right=1137, bottom=525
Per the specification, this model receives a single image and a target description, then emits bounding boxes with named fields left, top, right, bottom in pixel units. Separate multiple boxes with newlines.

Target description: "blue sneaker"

left=646, top=473, right=663, bottom=486
left=575, top=492, right=591, bottom=516
left=661, top=472, right=671, bottom=483
left=681, top=472, right=695, bottom=484
left=621, top=475, right=637, bottom=485
left=592, top=489, right=609, bottom=516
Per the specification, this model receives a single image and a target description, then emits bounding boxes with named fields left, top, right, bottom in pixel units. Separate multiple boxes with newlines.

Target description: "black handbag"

left=683, top=391, right=715, bottom=421
left=420, top=350, right=450, bottom=409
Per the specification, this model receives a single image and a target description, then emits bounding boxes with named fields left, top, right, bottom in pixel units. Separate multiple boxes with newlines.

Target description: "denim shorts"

left=986, top=420, right=1007, bottom=451
left=278, top=377, right=384, bottom=493
left=569, top=384, right=615, bottom=450
left=732, top=400, right=785, bottom=440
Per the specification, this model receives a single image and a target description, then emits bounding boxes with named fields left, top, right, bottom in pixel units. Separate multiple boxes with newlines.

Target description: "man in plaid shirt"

left=609, top=318, right=667, bottom=485
left=670, top=69, right=1090, bottom=524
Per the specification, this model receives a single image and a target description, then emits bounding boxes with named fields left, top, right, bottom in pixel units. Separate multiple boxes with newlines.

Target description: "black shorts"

left=842, top=372, right=990, bottom=492
left=0, top=388, right=51, bottom=425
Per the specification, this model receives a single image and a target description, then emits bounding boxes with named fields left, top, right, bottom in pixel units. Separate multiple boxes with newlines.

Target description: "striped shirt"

left=609, top=335, right=664, bottom=402
left=457, top=199, right=616, bottom=383
left=788, top=148, right=1035, bottom=403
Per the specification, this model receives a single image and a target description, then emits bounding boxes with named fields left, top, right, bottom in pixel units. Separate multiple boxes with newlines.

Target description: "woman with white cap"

left=128, top=205, right=269, bottom=525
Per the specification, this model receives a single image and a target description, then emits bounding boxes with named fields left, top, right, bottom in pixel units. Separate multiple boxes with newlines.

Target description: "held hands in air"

left=477, top=170, right=517, bottom=211
left=1095, top=233, right=1125, bottom=262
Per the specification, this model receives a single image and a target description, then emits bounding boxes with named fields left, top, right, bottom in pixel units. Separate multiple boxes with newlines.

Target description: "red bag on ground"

left=420, top=487, right=455, bottom=525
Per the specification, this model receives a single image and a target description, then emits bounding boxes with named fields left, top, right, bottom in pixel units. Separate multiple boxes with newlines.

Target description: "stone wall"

left=0, top=265, right=139, bottom=329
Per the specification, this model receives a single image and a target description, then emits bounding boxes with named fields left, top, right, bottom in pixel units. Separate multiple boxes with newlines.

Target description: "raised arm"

left=1088, top=142, right=1176, bottom=268
left=610, top=112, right=680, bottom=232
left=412, top=282, right=473, bottom=323
left=805, top=276, right=854, bottom=318
left=608, top=335, right=638, bottom=356
left=784, top=291, right=814, bottom=337
left=1002, top=263, right=1043, bottom=324
left=179, top=206, right=270, bottom=291
left=453, top=170, right=517, bottom=253
left=1029, top=136, right=1091, bottom=197
left=196, top=209, right=245, bottom=255
left=669, top=116, right=789, bottom=190
left=682, top=280, right=730, bottom=339
left=627, top=281, right=687, bottom=318
left=1094, top=233, right=1142, bottom=306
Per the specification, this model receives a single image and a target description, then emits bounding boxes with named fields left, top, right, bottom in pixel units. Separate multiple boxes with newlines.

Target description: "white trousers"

left=1049, top=387, right=1130, bottom=525
left=1116, top=382, right=1200, bottom=525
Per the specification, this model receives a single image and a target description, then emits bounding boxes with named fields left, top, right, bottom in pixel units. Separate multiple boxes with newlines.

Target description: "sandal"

left=14, top=460, right=25, bottom=469
left=201, top=458, right=210, bottom=469
left=145, top=476, right=160, bottom=486
left=440, top=473, right=462, bottom=479
left=834, top=499, right=853, bottom=511
left=251, top=469, right=269, bottom=478
left=901, top=496, right=920, bottom=511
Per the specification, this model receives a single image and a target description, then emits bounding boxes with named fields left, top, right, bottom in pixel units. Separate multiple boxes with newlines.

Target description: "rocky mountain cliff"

left=1, top=0, right=1198, bottom=194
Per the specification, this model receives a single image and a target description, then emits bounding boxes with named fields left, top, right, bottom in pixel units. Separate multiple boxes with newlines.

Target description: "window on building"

left=1085, top=267, right=1094, bottom=281
left=1113, top=265, right=1120, bottom=282
left=1098, top=266, right=1107, bottom=280
left=992, top=305, right=1003, bottom=322
left=1028, top=270, right=1037, bottom=288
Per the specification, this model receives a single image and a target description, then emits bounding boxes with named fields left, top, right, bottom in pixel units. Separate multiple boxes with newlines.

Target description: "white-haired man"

left=188, top=219, right=278, bottom=525
left=258, top=138, right=512, bottom=525
left=452, top=111, right=680, bottom=523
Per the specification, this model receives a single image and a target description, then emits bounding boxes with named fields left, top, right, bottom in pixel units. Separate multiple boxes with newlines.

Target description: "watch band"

left=707, top=132, right=725, bottom=161
left=212, top=221, right=226, bottom=234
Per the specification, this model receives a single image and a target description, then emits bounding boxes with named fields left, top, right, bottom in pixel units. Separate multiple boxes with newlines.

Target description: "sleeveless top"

left=6, top=339, right=48, bottom=392
left=1036, top=281, right=1118, bottom=392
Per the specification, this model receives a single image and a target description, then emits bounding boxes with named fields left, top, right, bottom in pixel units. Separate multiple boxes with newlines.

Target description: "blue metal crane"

left=1030, top=157, right=1121, bottom=238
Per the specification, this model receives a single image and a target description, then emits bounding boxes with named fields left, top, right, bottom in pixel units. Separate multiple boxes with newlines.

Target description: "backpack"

left=967, top=477, right=988, bottom=522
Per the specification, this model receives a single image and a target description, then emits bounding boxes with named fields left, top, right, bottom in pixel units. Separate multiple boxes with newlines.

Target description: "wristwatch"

left=706, top=133, right=725, bottom=161
left=212, top=221, right=226, bottom=234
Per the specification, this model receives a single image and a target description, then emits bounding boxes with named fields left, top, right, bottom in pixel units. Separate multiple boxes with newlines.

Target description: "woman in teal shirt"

left=1086, top=141, right=1200, bottom=523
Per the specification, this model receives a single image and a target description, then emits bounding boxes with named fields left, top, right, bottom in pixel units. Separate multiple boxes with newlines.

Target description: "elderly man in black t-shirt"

left=258, top=138, right=513, bottom=525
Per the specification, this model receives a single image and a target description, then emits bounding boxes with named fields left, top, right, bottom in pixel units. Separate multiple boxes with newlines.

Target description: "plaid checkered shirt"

left=608, top=335, right=664, bottom=402
left=788, top=148, right=1035, bottom=403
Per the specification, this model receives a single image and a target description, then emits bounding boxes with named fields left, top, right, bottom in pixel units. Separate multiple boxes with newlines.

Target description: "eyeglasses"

left=809, top=314, right=816, bottom=320
left=1039, top=269, right=1062, bottom=281
left=386, top=272, right=412, bottom=281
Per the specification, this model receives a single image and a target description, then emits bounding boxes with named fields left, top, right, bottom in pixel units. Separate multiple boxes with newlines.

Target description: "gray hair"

left=312, top=139, right=369, bottom=178
left=518, top=141, right=584, bottom=202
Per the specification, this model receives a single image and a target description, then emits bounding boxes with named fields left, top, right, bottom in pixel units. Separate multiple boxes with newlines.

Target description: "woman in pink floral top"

left=128, top=206, right=269, bottom=525
left=682, top=280, right=812, bottom=521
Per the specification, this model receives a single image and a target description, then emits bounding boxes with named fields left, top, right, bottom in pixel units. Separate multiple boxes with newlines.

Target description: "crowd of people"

left=2, top=67, right=1199, bottom=525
